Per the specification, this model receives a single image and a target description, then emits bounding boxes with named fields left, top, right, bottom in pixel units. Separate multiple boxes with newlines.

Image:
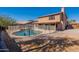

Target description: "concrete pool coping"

left=7, top=29, right=55, bottom=37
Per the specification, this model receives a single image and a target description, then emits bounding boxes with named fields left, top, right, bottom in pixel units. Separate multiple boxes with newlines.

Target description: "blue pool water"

left=13, top=30, right=41, bottom=36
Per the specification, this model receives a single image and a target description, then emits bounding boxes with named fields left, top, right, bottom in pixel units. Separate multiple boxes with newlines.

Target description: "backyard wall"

left=1, top=30, right=21, bottom=52
left=71, top=23, right=79, bottom=29
left=0, top=31, right=9, bottom=51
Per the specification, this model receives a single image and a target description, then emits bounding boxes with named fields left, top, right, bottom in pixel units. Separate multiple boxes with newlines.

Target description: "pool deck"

left=7, top=29, right=79, bottom=42
left=47, top=29, right=79, bottom=40
left=6, top=29, right=55, bottom=42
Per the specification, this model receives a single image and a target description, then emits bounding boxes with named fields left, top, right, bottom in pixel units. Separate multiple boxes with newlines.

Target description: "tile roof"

left=38, top=12, right=63, bottom=18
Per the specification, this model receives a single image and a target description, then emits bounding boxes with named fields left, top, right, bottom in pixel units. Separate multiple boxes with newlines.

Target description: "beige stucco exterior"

left=37, top=14, right=61, bottom=23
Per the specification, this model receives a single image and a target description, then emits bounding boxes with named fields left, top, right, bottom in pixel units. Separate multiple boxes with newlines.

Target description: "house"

left=34, top=8, right=68, bottom=31
left=8, top=8, right=68, bottom=32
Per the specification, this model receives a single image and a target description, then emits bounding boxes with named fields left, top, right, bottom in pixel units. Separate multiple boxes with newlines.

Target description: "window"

left=49, top=15, right=55, bottom=20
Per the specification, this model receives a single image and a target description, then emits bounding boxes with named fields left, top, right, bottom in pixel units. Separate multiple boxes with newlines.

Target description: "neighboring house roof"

left=16, top=21, right=30, bottom=25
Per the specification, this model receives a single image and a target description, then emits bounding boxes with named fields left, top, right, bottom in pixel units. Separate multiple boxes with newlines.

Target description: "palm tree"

left=0, top=15, right=16, bottom=28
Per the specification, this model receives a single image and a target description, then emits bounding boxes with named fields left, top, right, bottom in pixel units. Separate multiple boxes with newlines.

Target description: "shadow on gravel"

left=17, top=35, right=79, bottom=52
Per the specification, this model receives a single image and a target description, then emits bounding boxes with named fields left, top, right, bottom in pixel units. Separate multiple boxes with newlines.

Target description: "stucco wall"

left=38, top=14, right=61, bottom=23
left=0, top=31, right=9, bottom=51
left=1, top=30, right=21, bottom=52
left=70, top=24, right=79, bottom=29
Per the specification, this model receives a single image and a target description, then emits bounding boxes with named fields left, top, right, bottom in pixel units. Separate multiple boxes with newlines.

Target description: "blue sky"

left=0, top=7, right=79, bottom=22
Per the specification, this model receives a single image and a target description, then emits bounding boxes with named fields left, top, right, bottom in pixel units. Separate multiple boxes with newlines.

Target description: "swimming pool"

left=13, top=29, right=41, bottom=36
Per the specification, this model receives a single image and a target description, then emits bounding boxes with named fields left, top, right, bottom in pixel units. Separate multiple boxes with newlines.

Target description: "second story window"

left=49, top=15, right=55, bottom=20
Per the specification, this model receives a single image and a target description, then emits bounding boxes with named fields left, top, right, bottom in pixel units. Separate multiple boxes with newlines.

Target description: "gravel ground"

left=48, top=29, right=79, bottom=40
left=14, top=29, right=79, bottom=52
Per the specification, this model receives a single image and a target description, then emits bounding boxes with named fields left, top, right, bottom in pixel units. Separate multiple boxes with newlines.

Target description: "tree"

left=68, top=19, right=76, bottom=23
left=0, top=15, right=16, bottom=27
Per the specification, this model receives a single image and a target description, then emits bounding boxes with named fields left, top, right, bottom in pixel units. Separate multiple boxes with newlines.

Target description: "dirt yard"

left=48, top=29, right=79, bottom=40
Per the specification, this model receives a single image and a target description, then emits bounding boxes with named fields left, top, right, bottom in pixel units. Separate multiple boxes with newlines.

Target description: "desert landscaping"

left=14, top=29, right=79, bottom=52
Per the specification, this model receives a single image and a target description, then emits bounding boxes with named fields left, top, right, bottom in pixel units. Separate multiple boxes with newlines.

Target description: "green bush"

left=0, top=15, right=16, bottom=27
